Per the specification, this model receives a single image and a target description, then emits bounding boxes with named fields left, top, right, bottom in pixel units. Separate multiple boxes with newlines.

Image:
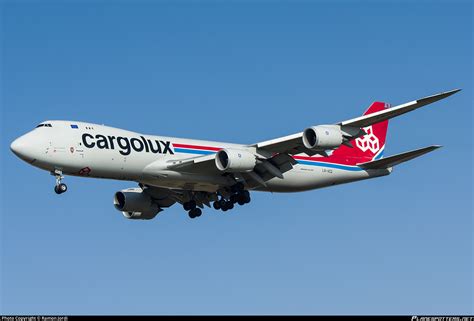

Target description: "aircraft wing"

left=149, top=151, right=297, bottom=188
left=142, top=184, right=213, bottom=209
left=143, top=154, right=222, bottom=181
left=254, top=89, right=460, bottom=155
left=254, top=133, right=307, bottom=155
left=166, top=153, right=217, bottom=173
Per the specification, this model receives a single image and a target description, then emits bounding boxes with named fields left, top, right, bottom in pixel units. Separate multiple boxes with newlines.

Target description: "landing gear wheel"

left=237, top=193, right=246, bottom=205
left=220, top=200, right=235, bottom=211
left=237, top=190, right=250, bottom=205
left=244, top=194, right=251, bottom=204
left=54, top=183, right=67, bottom=194
left=218, top=199, right=227, bottom=209
left=221, top=202, right=229, bottom=212
left=59, top=183, right=67, bottom=193
left=183, top=200, right=197, bottom=211
left=195, top=208, right=202, bottom=217
left=213, top=201, right=221, bottom=210
left=188, top=208, right=202, bottom=218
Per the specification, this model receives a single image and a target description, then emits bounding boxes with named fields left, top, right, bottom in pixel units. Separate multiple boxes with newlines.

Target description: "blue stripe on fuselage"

left=296, top=160, right=363, bottom=171
left=174, top=148, right=215, bottom=155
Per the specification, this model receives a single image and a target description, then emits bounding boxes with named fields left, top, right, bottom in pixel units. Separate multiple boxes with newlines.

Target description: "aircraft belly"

left=140, top=164, right=390, bottom=193
left=262, top=164, right=384, bottom=192
left=139, top=178, right=220, bottom=193
left=140, top=170, right=233, bottom=192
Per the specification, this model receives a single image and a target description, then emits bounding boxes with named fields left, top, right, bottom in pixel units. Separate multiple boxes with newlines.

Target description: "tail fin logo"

left=355, top=126, right=380, bottom=154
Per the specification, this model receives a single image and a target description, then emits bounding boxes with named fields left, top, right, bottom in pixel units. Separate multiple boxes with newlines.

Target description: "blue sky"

left=1, top=1, right=472, bottom=315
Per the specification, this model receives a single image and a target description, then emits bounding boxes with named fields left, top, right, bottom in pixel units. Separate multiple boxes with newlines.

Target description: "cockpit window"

left=36, top=123, right=52, bottom=128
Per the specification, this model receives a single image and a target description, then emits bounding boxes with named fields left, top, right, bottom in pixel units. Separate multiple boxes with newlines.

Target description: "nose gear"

left=52, top=169, right=68, bottom=194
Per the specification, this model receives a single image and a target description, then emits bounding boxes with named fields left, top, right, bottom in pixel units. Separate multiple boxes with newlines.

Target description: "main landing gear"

left=212, top=183, right=251, bottom=212
left=183, top=183, right=251, bottom=219
left=183, top=200, right=202, bottom=219
left=52, top=170, right=68, bottom=194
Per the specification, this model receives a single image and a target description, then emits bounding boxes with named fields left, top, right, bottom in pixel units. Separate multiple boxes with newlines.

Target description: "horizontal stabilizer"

left=357, top=145, right=442, bottom=170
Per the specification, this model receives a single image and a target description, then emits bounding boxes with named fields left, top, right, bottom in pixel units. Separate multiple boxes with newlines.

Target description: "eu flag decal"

left=70, top=124, right=79, bottom=129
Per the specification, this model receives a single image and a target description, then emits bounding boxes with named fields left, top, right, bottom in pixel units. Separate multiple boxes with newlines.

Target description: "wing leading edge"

left=340, top=89, right=461, bottom=128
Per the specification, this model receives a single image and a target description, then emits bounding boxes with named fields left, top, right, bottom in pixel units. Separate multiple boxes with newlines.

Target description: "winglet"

left=357, top=145, right=442, bottom=170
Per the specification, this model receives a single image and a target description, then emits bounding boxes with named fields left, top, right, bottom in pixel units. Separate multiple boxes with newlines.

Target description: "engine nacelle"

left=302, top=125, right=344, bottom=150
left=114, top=188, right=160, bottom=220
left=215, top=148, right=257, bottom=172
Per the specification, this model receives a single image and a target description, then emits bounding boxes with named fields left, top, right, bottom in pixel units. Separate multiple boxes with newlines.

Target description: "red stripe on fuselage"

left=173, top=143, right=222, bottom=152
left=293, top=155, right=354, bottom=164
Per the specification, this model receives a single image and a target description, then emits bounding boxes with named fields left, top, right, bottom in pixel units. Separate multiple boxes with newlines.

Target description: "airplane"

left=10, top=89, right=460, bottom=220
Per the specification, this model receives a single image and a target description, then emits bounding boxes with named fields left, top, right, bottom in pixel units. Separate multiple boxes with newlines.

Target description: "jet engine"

left=302, top=125, right=344, bottom=150
left=113, top=188, right=160, bottom=220
left=215, top=148, right=257, bottom=172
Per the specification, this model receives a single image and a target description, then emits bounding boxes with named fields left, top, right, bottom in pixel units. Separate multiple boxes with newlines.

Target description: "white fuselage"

left=11, top=120, right=390, bottom=193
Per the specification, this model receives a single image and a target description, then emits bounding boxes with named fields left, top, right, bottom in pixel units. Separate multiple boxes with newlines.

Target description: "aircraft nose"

left=10, top=135, right=35, bottom=162
left=10, top=137, right=23, bottom=154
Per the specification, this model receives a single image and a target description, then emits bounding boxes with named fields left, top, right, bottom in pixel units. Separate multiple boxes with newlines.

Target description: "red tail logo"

left=355, top=126, right=381, bottom=154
